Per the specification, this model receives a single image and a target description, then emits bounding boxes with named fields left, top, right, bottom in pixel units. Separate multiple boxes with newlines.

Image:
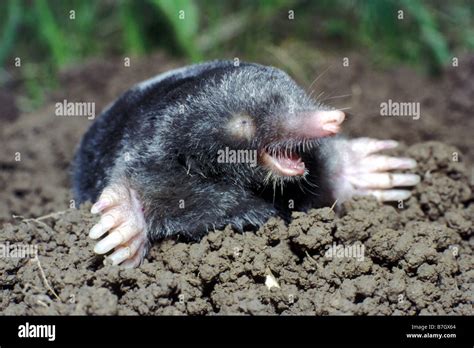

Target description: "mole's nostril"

left=321, top=110, right=345, bottom=125
left=286, top=110, right=345, bottom=138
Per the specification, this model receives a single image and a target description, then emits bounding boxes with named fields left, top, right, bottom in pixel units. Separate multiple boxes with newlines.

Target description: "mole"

left=72, top=60, right=420, bottom=268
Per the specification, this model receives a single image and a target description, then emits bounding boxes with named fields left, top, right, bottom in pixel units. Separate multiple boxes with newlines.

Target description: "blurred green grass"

left=1, top=0, right=473, bottom=109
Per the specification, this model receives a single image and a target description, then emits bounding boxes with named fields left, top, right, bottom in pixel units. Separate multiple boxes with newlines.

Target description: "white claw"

left=94, top=229, right=125, bottom=254
left=91, top=199, right=111, bottom=214
left=394, top=173, right=420, bottom=186
left=399, top=158, right=417, bottom=169
left=359, top=155, right=417, bottom=173
left=106, top=235, right=144, bottom=265
left=106, top=247, right=132, bottom=265
left=121, top=251, right=144, bottom=268
left=369, top=189, right=412, bottom=202
left=351, top=138, right=399, bottom=157
left=350, top=173, right=420, bottom=189
left=89, top=214, right=116, bottom=239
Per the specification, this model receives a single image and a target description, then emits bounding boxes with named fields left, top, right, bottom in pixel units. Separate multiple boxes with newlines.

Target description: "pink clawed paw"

left=334, top=137, right=420, bottom=203
left=89, top=183, right=148, bottom=268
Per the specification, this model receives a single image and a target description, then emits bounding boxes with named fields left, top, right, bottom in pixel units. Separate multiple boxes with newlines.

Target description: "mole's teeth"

left=261, top=151, right=305, bottom=177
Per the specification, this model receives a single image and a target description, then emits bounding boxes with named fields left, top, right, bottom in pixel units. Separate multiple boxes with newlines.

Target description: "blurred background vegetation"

left=1, top=0, right=473, bottom=109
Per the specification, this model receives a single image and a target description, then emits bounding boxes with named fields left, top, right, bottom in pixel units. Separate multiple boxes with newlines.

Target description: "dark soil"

left=0, top=52, right=472, bottom=315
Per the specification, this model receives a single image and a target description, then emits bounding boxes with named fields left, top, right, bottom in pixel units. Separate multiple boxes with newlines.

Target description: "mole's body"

left=73, top=60, right=419, bottom=267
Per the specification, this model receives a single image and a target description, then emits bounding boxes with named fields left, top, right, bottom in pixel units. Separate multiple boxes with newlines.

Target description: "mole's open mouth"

left=260, top=148, right=306, bottom=177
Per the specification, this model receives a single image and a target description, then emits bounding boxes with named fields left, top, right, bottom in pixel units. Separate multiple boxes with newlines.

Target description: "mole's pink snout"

left=288, top=110, right=345, bottom=138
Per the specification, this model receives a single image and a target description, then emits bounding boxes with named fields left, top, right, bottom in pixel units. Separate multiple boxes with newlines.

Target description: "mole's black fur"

left=73, top=60, right=338, bottom=242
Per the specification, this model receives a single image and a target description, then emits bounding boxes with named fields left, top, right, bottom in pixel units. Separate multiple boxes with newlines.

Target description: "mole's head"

left=174, top=62, right=345, bottom=185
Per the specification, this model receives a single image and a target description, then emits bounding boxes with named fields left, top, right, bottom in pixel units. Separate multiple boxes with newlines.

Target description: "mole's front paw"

left=89, top=183, right=148, bottom=268
left=334, top=137, right=420, bottom=203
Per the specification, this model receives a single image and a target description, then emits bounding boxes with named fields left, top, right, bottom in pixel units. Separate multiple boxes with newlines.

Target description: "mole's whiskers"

left=307, top=66, right=331, bottom=100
